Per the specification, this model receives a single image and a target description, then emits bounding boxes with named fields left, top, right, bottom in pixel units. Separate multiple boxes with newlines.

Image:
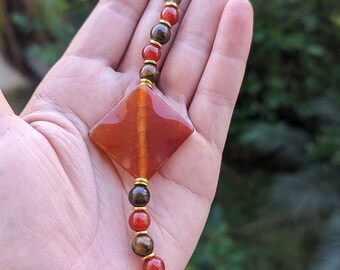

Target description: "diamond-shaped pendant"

left=89, top=85, right=194, bottom=179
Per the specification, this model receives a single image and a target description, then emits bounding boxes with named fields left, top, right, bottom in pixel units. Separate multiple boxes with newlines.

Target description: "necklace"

left=89, top=0, right=192, bottom=269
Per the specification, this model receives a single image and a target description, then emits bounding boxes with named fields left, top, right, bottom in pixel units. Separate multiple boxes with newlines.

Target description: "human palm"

left=0, top=0, right=253, bottom=269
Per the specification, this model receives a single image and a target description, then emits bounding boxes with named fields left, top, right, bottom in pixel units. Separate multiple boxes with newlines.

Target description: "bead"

left=129, top=210, right=151, bottom=232
left=129, top=185, right=150, bottom=207
left=161, top=6, right=179, bottom=26
left=150, top=24, right=171, bottom=45
left=143, top=256, right=165, bottom=270
left=144, top=60, right=158, bottom=66
left=132, top=234, right=154, bottom=257
left=150, top=39, right=163, bottom=49
left=89, top=85, right=194, bottom=179
left=135, top=178, right=149, bottom=187
left=140, top=79, right=153, bottom=89
left=143, top=253, right=156, bottom=261
left=140, top=64, right=160, bottom=83
left=165, top=0, right=181, bottom=5
left=143, top=44, right=161, bottom=62
left=134, top=207, right=147, bottom=211
left=159, top=19, right=172, bottom=29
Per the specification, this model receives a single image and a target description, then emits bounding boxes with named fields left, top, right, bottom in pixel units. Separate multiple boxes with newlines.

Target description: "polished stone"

left=89, top=85, right=194, bottom=179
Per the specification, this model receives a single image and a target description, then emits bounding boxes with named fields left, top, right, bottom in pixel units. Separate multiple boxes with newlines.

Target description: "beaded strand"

left=128, top=1, right=182, bottom=269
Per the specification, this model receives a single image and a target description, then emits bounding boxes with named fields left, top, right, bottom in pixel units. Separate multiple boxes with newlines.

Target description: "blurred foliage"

left=187, top=205, right=247, bottom=270
left=219, top=0, right=340, bottom=269
left=193, top=0, right=340, bottom=268
left=6, top=0, right=96, bottom=68
left=2, top=0, right=340, bottom=269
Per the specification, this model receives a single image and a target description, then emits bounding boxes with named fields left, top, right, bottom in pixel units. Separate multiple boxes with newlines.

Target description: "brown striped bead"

left=150, top=24, right=171, bottom=45
left=132, top=234, right=154, bottom=257
left=140, top=64, right=160, bottom=83
left=129, top=186, right=151, bottom=207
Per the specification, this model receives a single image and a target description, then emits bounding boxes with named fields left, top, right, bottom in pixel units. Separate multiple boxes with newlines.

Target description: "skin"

left=0, top=0, right=253, bottom=269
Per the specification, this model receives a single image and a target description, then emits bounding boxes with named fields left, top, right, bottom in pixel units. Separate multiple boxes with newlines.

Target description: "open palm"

left=0, top=0, right=253, bottom=269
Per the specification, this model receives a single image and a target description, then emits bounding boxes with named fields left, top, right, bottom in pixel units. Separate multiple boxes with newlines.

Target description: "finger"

left=118, top=0, right=191, bottom=72
left=64, top=0, right=148, bottom=69
left=158, top=0, right=228, bottom=106
left=189, top=0, right=253, bottom=152
left=0, top=90, right=14, bottom=116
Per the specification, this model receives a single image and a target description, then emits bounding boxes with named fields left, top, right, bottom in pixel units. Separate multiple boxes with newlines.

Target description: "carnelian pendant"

left=89, top=85, right=194, bottom=179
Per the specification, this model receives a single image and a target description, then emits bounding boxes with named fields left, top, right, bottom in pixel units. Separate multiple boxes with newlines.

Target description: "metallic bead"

left=134, top=207, right=148, bottom=211
left=165, top=1, right=179, bottom=8
left=135, top=230, right=149, bottom=236
left=143, top=253, right=156, bottom=261
left=150, top=39, right=163, bottom=49
left=144, top=60, right=158, bottom=66
left=135, top=177, right=149, bottom=187
left=140, top=79, right=153, bottom=89
left=159, top=19, right=172, bottom=29
left=165, top=0, right=181, bottom=4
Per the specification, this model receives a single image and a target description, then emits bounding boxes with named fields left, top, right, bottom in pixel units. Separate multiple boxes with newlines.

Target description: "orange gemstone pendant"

left=89, top=84, right=193, bottom=179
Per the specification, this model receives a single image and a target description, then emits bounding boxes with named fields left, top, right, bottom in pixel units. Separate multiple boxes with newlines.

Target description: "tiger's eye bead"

left=129, top=186, right=151, bottom=207
left=150, top=24, right=171, bottom=45
left=140, top=64, right=160, bottom=83
left=143, top=256, right=165, bottom=270
left=161, top=6, right=179, bottom=26
left=142, top=44, right=162, bottom=62
left=129, top=210, right=151, bottom=232
left=165, top=0, right=181, bottom=4
left=132, top=234, right=154, bottom=257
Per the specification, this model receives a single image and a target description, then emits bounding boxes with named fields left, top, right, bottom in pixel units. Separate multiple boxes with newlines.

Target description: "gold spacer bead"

left=135, top=177, right=149, bottom=187
left=135, top=230, right=148, bottom=236
left=135, top=181, right=148, bottom=187
left=165, top=2, right=178, bottom=8
left=159, top=19, right=172, bottom=29
left=140, top=79, right=153, bottom=89
left=144, top=60, right=158, bottom=66
left=143, top=252, right=156, bottom=261
left=150, top=39, right=163, bottom=49
left=134, top=207, right=148, bottom=211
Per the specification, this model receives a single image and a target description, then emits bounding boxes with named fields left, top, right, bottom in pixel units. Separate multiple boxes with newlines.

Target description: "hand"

left=0, top=0, right=253, bottom=269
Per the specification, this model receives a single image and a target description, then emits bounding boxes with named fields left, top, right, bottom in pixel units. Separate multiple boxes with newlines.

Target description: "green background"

left=1, top=0, right=339, bottom=269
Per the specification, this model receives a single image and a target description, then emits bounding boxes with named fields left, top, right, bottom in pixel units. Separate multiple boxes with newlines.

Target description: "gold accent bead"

left=140, top=79, right=153, bottom=89
left=159, top=19, right=172, bottom=29
left=150, top=39, right=163, bottom=49
left=144, top=60, right=158, bottom=66
left=135, top=177, right=149, bottom=187
left=165, top=2, right=178, bottom=8
left=135, top=181, right=148, bottom=187
left=143, top=252, right=156, bottom=261
left=134, top=207, right=148, bottom=211
left=135, top=230, right=148, bottom=236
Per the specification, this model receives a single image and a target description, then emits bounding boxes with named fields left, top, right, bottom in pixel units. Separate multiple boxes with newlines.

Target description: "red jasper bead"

left=161, top=6, right=179, bottom=26
left=129, top=210, right=151, bottom=232
left=142, top=44, right=162, bottom=62
left=143, top=256, right=165, bottom=270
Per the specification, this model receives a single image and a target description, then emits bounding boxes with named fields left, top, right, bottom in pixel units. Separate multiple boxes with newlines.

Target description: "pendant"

left=89, top=84, right=194, bottom=179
